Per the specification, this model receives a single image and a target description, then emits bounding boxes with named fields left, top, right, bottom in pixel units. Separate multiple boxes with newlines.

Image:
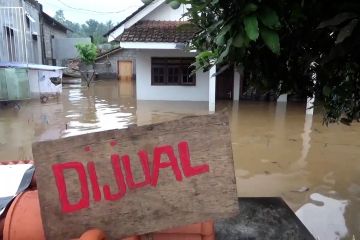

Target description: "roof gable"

left=143, top=2, right=185, bottom=21
left=105, top=0, right=186, bottom=42
left=42, top=12, right=72, bottom=33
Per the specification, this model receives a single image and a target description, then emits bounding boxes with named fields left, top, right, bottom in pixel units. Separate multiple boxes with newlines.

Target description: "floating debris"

left=291, top=187, right=310, bottom=193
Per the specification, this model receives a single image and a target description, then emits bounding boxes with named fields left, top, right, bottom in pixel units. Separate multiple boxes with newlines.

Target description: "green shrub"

left=75, top=43, right=97, bottom=65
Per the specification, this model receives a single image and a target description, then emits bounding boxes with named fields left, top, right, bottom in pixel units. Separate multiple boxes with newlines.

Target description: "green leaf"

left=243, top=34, right=250, bottom=47
left=207, top=20, right=224, bottom=33
left=142, top=0, right=153, bottom=4
left=221, top=24, right=232, bottom=34
left=260, top=27, right=280, bottom=54
left=317, top=12, right=357, bottom=29
left=243, top=3, right=258, bottom=15
left=258, top=7, right=281, bottom=30
left=169, top=0, right=181, bottom=9
left=215, top=24, right=231, bottom=46
left=233, top=31, right=245, bottom=48
left=335, top=19, right=358, bottom=44
left=218, top=45, right=230, bottom=63
left=218, top=39, right=232, bottom=63
left=323, top=86, right=331, bottom=97
left=215, top=34, right=225, bottom=46
left=196, top=50, right=214, bottom=60
left=244, top=15, right=259, bottom=41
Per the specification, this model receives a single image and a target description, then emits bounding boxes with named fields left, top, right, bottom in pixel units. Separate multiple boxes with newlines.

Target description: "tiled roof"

left=116, top=21, right=198, bottom=43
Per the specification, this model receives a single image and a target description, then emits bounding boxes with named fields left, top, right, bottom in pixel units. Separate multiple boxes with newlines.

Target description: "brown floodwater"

left=0, top=79, right=359, bottom=239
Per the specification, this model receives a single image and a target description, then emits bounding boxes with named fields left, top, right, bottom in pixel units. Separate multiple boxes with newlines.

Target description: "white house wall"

left=28, top=69, right=62, bottom=98
left=233, top=68, right=240, bottom=101
left=143, top=3, right=186, bottom=21
left=136, top=49, right=209, bottom=101
left=28, top=69, right=40, bottom=98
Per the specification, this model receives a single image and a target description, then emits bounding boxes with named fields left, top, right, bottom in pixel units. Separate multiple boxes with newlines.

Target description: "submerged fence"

left=0, top=7, right=28, bottom=63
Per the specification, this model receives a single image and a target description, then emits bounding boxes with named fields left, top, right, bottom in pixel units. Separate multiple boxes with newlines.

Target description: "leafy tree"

left=148, top=0, right=360, bottom=124
left=54, top=10, right=66, bottom=24
left=75, top=43, right=97, bottom=65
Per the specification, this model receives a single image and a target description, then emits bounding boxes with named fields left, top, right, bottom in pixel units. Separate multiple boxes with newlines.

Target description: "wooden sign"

left=32, top=113, right=238, bottom=240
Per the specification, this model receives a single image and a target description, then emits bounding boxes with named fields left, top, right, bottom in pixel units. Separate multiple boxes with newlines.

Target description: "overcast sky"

left=37, top=0, right=144, bottom=24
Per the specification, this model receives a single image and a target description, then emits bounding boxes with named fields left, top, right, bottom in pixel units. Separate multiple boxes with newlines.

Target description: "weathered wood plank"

left=32, top=113, right=238, bottom=240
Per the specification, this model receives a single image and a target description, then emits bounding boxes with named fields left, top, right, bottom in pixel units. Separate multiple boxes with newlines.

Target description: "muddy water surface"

left=0, top=80, right=359, bottom=239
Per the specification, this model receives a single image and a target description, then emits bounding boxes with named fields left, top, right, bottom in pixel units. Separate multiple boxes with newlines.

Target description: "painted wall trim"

left=233, top=68, right=240, bottom=101
left=107, top=0, right=165, bottom=42
left=120, top=42, right=182, bottom=49
left=209, top=65, right=216, bottom=112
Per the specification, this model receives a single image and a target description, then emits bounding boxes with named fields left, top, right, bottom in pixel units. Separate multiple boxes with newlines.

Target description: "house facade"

left=0, top=0, right=69, bottom=101
left=104, top=0, right=241, bottom=111
left=94, top=47, right=137, bottom=80
left=42, top=12, right=70, bottom=66
left=0, top=0, right=88, bottom=66
left=0, top=0, right=43, bottom=64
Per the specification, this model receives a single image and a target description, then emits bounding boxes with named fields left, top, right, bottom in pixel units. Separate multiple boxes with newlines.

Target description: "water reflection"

left=0, top=80, right=359, bottom=239
left=220, top=100, right=360, bottom=239
left=291, top=114, right=313, bottom=170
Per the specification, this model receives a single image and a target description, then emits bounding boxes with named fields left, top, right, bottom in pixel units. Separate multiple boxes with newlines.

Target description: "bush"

left=75, top=43, right=97, bottom=65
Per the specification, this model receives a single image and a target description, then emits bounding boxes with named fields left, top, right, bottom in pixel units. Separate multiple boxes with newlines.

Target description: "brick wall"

left=95, top=49, right=137, bottom=79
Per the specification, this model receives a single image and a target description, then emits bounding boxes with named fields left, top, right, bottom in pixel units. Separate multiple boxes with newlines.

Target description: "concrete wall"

left=52, top=37, right=91, bottom=61
left=136, top=49, right=209, bottom=101
left=24, top=0, right=42, bottom=64
left=43, top=21, right=67, bottom=65
left=143, top=3, right=185, bottom=21
left=0, top=0, right=42, bottom=64
left=95, top=49, right=137, bottom=76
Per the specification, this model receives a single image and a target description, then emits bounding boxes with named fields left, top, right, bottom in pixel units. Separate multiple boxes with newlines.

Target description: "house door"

left=216, top=66, right=234, bottom=100
left=118, top=61, right=135, bottom=96
left=118, top=61, right=133, bottom=81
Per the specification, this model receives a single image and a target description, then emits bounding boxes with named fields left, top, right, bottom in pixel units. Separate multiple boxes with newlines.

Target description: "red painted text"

left=52, top=141, right=209, bottom=213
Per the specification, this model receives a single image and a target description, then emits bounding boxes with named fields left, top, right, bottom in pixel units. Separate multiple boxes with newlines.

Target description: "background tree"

left=75, top=43, right=98, bottom=87
left=54, top=10, right=115, bottom=44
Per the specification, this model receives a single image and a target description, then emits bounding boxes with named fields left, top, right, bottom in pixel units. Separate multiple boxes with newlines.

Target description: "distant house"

left=41, top=12, right=72, bottom=66
left=104, top=0, right=242, bottom=111
left=42, top=11, right=91, bottom=66
left=0, top=0, right=90, bottom=66
left=94, top=47, right=127, bottom=79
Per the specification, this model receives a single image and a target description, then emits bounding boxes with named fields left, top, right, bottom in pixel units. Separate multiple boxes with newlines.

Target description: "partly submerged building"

left=104, top=0, right=242, bottom=112
left=0, top=0, right=68, bottom=101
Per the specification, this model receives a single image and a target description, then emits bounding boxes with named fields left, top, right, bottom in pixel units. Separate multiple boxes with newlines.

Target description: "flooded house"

left=103, top=0, right=243, bottom=112
left=94, top=47, right=126, bottom=80
left=0, top=0, right=89, bottom=102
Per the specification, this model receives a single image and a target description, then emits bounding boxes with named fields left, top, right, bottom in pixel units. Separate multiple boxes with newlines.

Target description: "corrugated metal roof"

left=0, top=62, right=67, bottom=71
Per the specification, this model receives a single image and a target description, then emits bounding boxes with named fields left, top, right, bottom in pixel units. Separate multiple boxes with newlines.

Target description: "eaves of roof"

left=103, top=4, right=148, bottom=37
